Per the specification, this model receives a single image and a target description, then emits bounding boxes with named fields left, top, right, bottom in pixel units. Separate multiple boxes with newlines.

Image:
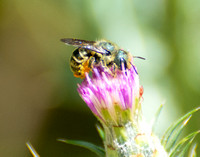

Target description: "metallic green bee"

left=61, top=38, right=145, bottom=78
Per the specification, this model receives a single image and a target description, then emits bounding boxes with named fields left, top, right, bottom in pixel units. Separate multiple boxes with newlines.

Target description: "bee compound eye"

left=114, top=50, right=128, bottom=70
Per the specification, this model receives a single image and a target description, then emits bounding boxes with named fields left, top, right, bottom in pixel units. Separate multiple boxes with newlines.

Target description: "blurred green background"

left=0, top=0, right=199, bottom=156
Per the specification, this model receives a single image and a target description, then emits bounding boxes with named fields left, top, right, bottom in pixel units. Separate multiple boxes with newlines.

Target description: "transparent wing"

left=60, top=38, right=95, bottom=47
left=61, top=38, right=108, bottom=54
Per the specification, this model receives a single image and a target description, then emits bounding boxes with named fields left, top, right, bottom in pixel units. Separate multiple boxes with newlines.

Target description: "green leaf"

left=152, top=104, right=164, bottom=133
left=96, top=124, right=105, bottom=141
left=169, top=130, right=200, bottom=157
left=166, top=115, right=192, bottom=151
left=58, top=139, right=105, bottom=157
left=161, top=107, right=200, bottom=150
left=26, top=142, right=40, bottom=157
left=188, top=143, right=197, bottom=157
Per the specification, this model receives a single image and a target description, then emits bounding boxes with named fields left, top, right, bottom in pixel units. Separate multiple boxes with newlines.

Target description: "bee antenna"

left=133, top=56, right=146, bottom=60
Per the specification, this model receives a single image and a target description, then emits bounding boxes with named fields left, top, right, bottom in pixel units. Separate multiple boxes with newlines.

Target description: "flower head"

left=78, top=65, right=143, bottom=126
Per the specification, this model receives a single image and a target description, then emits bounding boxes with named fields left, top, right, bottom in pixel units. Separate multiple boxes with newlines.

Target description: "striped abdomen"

left=70, top=48, right=92, bottom=78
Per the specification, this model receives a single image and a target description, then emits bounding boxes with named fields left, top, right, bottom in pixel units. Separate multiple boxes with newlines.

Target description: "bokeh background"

left=0, top=0, right=199, bottom=156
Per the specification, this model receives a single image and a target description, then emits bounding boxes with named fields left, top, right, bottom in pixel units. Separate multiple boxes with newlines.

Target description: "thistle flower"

left=77, top=65, right=168, bottom=157
left=77, top=65, right=142, bottom=126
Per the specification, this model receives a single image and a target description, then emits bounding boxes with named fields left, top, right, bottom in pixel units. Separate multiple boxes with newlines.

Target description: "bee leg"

left=99, top=59, right=105, bottom=67
left=88, top=56, right=95, bottom=69
left=112, top=63, right=117, bottom=77
left=99, top=59, right=114, bottom=76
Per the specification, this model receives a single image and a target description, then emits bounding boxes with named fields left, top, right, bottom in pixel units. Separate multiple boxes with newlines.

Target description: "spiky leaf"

left=26, top=142, right=40, bottom=157
left=152, top=104, right=164, bottom=133
left=96, top=124, right=105, bottom=141
left=169, top=130, right=200, bottom=157
left=166, top=115, right=192, bottom=151
left=58, top=139, right=105, bottom=157
left=188, top=143, right=197, bottom=157
left=161, top=107, right=200, bottom=150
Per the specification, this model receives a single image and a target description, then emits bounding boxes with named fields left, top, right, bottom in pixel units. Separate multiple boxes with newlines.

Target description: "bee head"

left=114, top=50, right=129, bottom=70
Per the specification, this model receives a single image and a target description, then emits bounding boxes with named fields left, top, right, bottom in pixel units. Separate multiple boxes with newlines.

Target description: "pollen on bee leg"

left=74, top=73, right=85, bottom=79
left=83, top=60, right=91, bottom=73
left=74, top=73, right=82, bottom=78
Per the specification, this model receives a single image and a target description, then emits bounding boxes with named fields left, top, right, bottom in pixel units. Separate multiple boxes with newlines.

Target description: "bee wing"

left=61, top=38, right=95, bottom=47
left=60, top=38, right=108, bottom=54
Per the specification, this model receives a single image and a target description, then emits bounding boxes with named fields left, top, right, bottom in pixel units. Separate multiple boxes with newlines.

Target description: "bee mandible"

left=61, top=38, right=145, bottom=78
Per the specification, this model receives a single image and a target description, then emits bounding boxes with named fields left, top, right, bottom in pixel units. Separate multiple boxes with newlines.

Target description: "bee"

left=61, top=38, right=145, bottom=78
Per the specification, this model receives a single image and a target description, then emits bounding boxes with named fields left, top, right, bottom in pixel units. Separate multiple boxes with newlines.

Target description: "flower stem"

left=104, top=122, right=138, bottom=157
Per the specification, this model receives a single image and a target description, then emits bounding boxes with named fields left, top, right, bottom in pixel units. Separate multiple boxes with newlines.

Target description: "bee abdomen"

left=73, top=48, right=89, bottom=59
left=70, top=49, right=87, bottom=65
left=70, top=48, right=91, bottom=78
